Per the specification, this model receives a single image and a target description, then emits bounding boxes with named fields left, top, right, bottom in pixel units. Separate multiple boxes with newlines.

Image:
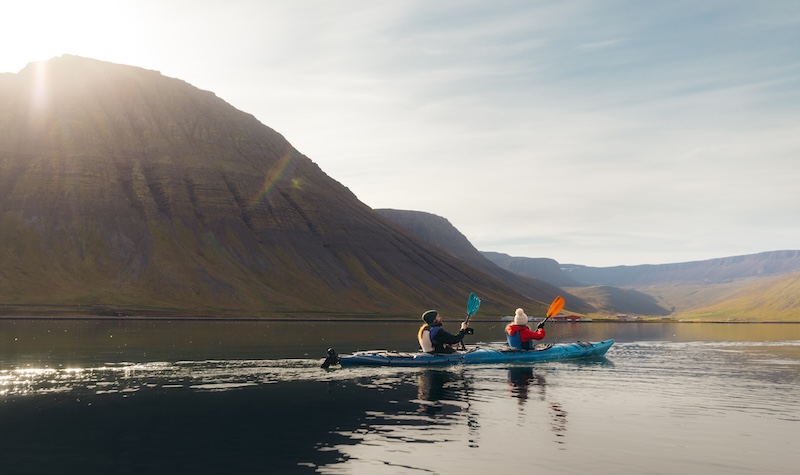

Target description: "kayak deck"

left=335, top=339, right=614, bottom=367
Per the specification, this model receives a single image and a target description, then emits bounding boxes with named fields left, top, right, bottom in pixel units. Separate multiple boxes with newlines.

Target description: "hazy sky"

left=3, top=1, right=798, bottom=266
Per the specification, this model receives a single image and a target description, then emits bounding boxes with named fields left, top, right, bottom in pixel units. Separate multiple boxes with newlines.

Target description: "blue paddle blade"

left=467, top=292, right=481, bottom=316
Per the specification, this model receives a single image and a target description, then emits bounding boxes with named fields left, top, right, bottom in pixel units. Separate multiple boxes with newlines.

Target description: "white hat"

left=513, top=308, right=528, bottom=326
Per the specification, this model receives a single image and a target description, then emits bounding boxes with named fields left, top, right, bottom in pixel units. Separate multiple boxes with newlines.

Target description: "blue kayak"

left=328, top=340, right=614, bottom=368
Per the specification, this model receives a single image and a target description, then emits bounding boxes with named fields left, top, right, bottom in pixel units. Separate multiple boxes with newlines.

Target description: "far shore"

left=1, top=305, right=795, bottom=323
left=0, top=315, right=796, bottom=323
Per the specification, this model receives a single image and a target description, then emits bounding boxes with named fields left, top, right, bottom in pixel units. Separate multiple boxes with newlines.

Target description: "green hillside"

left=670, top=273, right=800, bottom=322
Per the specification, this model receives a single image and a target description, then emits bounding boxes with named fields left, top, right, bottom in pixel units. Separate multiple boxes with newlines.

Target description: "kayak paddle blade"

left=467, top=292, right=481, bottom=317
left=546, top=295, right=565, bottom=318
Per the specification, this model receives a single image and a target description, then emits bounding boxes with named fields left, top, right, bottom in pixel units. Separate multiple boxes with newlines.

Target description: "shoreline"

left=0, top=315, right=796, bottom=323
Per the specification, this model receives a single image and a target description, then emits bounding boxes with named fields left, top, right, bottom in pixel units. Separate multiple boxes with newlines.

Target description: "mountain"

left=560, top=250, right=800, bottom=287
left=0, top=55, right=542, bottom=317
left=375, top=209, right=593, bottom=314
left=565, top=286, right=671, bottom=317
left=7, top=56, right=790, bottom=321
left=659, top=272, right=800, bottom=322
left=485, top=250, right=800, bottom=288
left=482, top=251, right=582, bottom=287
left=486, top=250, right=800, bottom=320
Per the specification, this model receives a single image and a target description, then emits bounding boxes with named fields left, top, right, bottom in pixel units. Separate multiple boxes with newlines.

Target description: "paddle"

left=460, top=292, right=481, bottom=349
left=538, top=295, right=565, bottom=328
left=466, top=292, right=481, bottom=324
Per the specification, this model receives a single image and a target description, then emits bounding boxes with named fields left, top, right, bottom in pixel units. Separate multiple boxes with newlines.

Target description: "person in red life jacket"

left=418, top=310, right=469, bottom=353
left=505, top=308, right=545, bottom=350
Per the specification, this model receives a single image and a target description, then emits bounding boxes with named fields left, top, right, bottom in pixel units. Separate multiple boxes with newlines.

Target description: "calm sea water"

left=1, top=320, right=798, bottom=474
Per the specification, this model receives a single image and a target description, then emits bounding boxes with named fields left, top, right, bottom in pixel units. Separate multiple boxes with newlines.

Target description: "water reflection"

left=506, top=366, right=568, bottom=443
left=412, top=369, right=481, bottom=448
left=507, top=366, right=547, bottom=403
left=3, top=320, right=800, bottom=475
left=412, top=366, right=571, bottom=449
left=415, top=369, right=466, bottom=414
left=549, top=402, right=568, bottom=442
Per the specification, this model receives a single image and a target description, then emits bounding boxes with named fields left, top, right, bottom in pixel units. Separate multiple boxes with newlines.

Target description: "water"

left=1, top=320, right=798, bottom=474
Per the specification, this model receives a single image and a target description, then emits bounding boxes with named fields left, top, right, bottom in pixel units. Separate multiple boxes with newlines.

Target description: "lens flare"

left=251, top=146, right=295, bottom=208
left=29, top=60, right=51, bottom=119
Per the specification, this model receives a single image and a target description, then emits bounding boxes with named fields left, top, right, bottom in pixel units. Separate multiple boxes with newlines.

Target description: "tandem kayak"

left=323, top=339, right=614, bottom=368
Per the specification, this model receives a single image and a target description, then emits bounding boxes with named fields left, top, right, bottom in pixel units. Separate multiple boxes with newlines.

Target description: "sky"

left=2, top=0, right=798, bottom=267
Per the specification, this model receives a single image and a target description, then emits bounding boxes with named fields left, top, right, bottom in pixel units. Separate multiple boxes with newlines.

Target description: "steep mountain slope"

left=375, top=209, right=593, bottom=314
left=0, top=55, right=536, bottom=317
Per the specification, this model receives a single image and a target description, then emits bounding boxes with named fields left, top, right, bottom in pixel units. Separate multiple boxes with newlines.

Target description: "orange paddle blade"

left=546, top=296, right=565, bottom=318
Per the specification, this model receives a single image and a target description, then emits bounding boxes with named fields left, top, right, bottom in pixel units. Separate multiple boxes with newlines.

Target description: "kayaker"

left=505, top=308, right=545, bottom=350
left=418, top=310, right=469, bottom=353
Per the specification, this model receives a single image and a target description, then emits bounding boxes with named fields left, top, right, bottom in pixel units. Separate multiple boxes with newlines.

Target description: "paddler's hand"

left=460, top=321, right=469, bottom=331
left=536, top=321, right=545, bottom=330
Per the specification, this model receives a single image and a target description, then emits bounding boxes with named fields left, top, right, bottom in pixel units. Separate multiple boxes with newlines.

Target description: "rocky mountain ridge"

left=0, top=56, right=547, bottom=317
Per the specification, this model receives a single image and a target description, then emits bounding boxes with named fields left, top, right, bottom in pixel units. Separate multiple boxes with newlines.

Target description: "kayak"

left=324, top=339, right=614, bottom=368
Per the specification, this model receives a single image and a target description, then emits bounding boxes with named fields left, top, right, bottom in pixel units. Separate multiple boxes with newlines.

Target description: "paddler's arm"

left=520, top=326, right=545, bottom=341
left=435, top=323, right=468, bottom=344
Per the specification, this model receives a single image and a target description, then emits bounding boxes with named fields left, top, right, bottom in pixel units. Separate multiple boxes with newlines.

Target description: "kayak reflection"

left=507, top=366, right=547, bottom=403
left=415, top=369, right=471, bottom=416
left=506, top=366, right=568, bottom=441
left=415, top=368, right=481, bottom=447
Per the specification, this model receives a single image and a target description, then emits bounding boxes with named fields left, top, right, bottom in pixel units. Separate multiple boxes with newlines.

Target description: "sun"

left=0, top=0, right=148, bottom=74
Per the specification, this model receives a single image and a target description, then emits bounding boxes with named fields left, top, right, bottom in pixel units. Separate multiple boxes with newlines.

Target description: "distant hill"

left=483, top=252, right=582, bottom=287
left=485, top=250, right=800, bottom=320
left=560, top=250, right=800, bottom=286
left=565, top=286, right=671, bottom=317
left=655, top=272, right=800, bottom=322
left=376, top=209, right=593, bottom=315
left=0, top=55, right=543, bottom=317
left=485, top=250, right=800, bottom=287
